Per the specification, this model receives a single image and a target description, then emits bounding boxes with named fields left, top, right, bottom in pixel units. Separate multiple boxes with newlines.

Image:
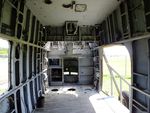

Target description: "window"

left=0, top=39, right=9, bottom=95
left=49, top=59, right=60, bottom=66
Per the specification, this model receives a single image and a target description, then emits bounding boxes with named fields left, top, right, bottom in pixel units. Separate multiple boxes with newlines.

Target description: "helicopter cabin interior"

left=0, top=0, right=150, bottom=113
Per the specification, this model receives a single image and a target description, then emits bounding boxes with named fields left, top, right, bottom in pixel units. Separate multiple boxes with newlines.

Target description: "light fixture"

left=75, top=4, right=87, bottom=12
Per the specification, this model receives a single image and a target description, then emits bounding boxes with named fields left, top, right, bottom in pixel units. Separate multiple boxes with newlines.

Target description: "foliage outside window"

left=0, top=38, right=9, bottom=95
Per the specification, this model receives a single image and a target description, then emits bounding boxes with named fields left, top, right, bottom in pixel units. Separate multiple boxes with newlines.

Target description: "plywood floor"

left=34, top=85, right=129, bottom=113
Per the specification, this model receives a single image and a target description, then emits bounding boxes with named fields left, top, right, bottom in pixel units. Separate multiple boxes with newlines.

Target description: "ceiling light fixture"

left=75, top=4, right=87, bottom=12
left=62, top=1, right=87, bottom=12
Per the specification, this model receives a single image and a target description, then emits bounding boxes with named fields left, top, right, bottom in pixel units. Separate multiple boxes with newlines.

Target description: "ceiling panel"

left=26, top=0, right=120, bottom=26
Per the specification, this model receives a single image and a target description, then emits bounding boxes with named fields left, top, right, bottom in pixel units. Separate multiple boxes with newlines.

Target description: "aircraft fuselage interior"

left=0, top=0, right=150, bottom=113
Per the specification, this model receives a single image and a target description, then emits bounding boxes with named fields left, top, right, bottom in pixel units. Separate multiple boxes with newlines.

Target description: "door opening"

left=64, top=58, right=78, bottom=83
left=102, top=44, right=131, bottom=109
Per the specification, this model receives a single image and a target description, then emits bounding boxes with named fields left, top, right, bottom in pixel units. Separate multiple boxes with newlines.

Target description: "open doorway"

left=64, top=58, right=78, bottom=83
left=102, top=45, right=131, bottom=109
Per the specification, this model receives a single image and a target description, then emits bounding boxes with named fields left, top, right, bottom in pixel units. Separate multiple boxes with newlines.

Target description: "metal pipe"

left=131, top=86, right=150, bottom=98
left=120, top=77, right=122, bottom=102
left=103, top=54, right=120, bottom=96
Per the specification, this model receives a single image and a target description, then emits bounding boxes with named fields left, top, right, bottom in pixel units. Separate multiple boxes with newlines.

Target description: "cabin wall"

left=0, top=0, right=47, bottom=113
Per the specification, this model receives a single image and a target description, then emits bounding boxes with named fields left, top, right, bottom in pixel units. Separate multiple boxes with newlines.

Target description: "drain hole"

left=51, top=89, right=58, bottom=91
left=44, top=0, right=52, bottom=4
left=68, top=88, right=76, bottom=91
left=85, top=88, right=92, bottom=91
